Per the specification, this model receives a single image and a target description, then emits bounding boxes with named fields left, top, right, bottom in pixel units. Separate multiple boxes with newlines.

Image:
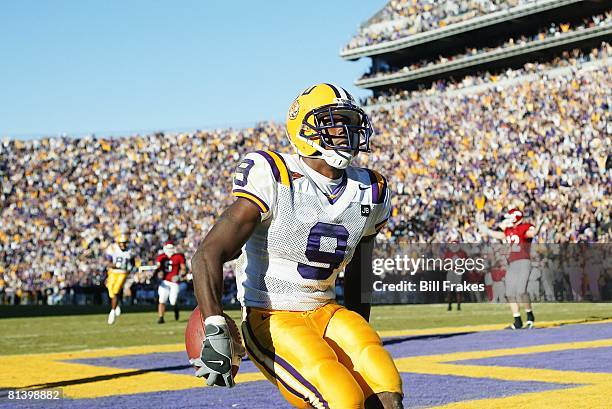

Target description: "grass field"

left=1, top=303, right=610, bottom=355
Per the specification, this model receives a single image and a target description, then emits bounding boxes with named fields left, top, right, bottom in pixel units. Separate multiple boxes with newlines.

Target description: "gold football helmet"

left=116, top=232, right=129, bottom=251
left=286, top=83, right=373, bottom=169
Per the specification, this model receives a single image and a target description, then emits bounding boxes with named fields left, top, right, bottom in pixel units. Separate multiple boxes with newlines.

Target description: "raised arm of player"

left=477, top=213, right=506, bottom=240
left=343, top=235, right=375, bottom=321
left=525, top=216, right=548, bottom=239
left=525, top=225, right=537, bottom=239
left=191, top=198, right=260, bottom=319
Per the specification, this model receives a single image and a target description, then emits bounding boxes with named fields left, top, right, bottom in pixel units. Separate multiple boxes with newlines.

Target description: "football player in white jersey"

left=105, top=232, right=136, bottom=325
left=191, top=84, right=403, bottom=408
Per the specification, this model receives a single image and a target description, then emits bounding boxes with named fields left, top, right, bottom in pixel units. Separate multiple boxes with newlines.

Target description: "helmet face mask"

left=116, top=233, right=129, bottom=250
left=304, top=105, right=372, bottom=153
left=163, top=244, right=176, bottom=257
left=163, top=240, right=176, bottom=257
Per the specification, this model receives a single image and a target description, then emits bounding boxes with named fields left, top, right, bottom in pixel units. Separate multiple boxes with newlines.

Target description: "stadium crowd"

left=361, top=44, right=609, bottom=105
left=365, top=62, right=610, bottom=245
left=0, top=49, right=610, bottom=305
left=344, top=0, right=537, bottom=51
left=360, top=13, right=611, bottom=81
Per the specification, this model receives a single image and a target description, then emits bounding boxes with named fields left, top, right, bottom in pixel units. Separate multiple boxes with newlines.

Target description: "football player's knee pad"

left=357, top=343, right=402, bottom=395
left=308, top=358, right=365, bottom=409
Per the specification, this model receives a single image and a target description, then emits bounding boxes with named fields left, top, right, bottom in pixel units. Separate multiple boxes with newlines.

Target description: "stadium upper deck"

left=342, top=0, right=611, bottom=93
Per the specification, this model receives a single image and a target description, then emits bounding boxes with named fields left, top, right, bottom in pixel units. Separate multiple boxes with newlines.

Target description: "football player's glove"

left=189, top=315, right=236, bottom=387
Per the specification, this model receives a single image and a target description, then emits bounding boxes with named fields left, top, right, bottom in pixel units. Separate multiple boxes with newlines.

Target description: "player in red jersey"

left=156, top=241, right=187, bottom=324
left=479, top=208, right=538, bottom=329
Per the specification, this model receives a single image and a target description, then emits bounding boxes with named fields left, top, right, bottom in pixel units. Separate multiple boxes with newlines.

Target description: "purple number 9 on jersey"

left=298, top=222, right=349, bottom=280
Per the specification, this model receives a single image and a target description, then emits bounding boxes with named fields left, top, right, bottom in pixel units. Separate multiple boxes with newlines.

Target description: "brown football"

left=185, top=307, right=242, bottom=378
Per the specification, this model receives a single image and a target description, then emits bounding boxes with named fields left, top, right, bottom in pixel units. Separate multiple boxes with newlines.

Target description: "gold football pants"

left=106, top=270, right=127, bottom=299
left=242, top=303, right=402, bottom=408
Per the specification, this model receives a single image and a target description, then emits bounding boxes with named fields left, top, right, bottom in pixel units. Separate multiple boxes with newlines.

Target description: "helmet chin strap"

left=320, top=149, right=353, bottom=169
left=294, top=133, right=355, bottom=169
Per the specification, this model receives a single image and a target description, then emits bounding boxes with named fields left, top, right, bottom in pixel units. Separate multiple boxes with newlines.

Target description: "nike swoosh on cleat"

left=207, top=360, right=224, bottom=365
left=358, top=185, right=369, bottom=190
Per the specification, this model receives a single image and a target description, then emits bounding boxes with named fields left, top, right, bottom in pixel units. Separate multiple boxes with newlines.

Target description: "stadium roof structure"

left=342, top=0, right=611, bottom=93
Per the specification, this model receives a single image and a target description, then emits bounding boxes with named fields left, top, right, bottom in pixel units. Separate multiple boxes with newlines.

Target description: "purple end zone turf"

left=384, top=322, right=612, bottom=358
left=0, top=370, right=584, bottom=409
left=65, top=323, right=612, bottom=376
left=402, top=372, right=578, bottom=408
left=0, top=382, right=288, bottom=409
left=0, top=375, right=577, bottom=409
left=64, top=352, right=259, bottom=375
left=3, top=323, right=609, bottom=409
left=454, top=346, right=612, bottom=374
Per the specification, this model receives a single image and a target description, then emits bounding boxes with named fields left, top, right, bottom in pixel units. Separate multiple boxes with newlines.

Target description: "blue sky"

left=0, top=1, right=386, bottom=139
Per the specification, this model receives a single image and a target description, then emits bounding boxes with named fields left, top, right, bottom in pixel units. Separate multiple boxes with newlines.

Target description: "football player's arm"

left=179, top=260, right=187, bottom=281
left=155, top=259, right=164, bottom=279
left=346, top=172, right=391, bottom=321
left=190, top=199, right=258, bottom=387
left=344, top=235, right=375, bottom=321
left=105, top=250, right=114, bottom=269
left=130, top=257, right=139, bottom=274
left=477, top=214, right=505, bottom=240
left=525, top=224, right=537, bottom=239
left=193, top=151, right=274, bottom=318
left=191, top=198, right=260, bottom=318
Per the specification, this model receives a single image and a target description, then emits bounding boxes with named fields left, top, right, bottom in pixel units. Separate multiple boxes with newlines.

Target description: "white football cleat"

left=108, top=310, right=116, bottom=325
left=525, top=320, right=534, bottom=329
left=115, top=305, right=121, bottom=316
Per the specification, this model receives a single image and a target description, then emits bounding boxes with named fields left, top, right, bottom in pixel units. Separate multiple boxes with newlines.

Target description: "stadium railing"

left=355, top=22, right=612, bottom=89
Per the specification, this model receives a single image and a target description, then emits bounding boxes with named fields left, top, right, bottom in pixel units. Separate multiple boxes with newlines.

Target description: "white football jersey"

left=232, top=150, right=390, bottom=311
left=105, top=243, right=135, bottom=274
